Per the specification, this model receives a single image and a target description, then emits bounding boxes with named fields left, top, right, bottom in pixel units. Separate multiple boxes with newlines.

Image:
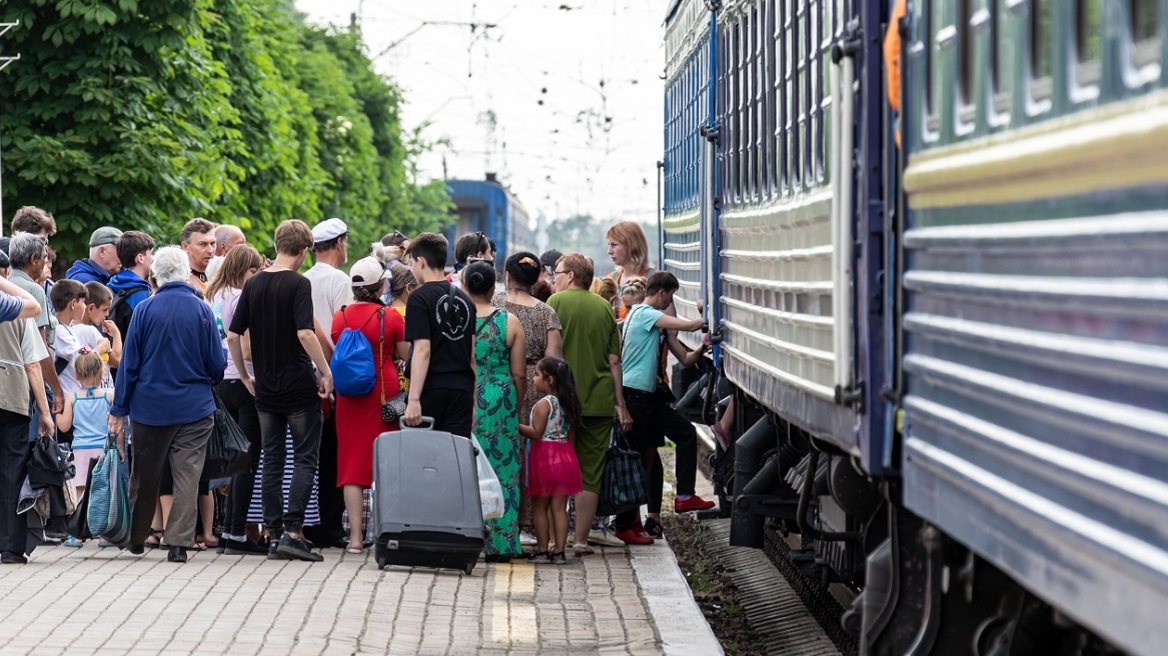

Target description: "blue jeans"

left=258, top=405, right=322, bottom=535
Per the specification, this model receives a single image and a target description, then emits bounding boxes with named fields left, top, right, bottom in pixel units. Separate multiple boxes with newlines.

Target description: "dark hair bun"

left=464, top=260, right=496, bottom=295
left=505, top=251, right=542, bottom=287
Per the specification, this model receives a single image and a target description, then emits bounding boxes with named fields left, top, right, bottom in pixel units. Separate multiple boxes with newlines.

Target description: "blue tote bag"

left=87, top=433, right=132, bottom=547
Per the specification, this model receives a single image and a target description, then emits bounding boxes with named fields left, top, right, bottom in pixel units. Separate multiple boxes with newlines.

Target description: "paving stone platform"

left=0, top=537, right=720, bottom=656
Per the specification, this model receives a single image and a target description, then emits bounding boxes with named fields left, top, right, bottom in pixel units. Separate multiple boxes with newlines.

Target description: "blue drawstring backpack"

left=331, top=306, right=381, bottom=397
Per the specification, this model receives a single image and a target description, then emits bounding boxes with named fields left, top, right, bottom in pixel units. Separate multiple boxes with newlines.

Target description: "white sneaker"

left=519, top=531, right=538, bottom=547
left=588, top=527, right=624, bottom=548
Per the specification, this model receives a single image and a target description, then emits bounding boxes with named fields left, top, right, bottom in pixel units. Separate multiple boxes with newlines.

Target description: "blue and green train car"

left=664, top=0, right=1168, bottom=653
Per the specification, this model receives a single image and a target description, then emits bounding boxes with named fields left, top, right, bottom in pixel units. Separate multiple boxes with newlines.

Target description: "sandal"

left=146, top=529, right=165, bottom=549
left=97, top=539, right=116, bottom=548
left=346, top=543, right=364, bottom=555
left=527, top=551, right=548, bottom=561
left=572, top=543, right=595, bottom=557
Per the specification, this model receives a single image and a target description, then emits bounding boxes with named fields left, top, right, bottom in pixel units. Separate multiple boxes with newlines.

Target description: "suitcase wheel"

left=463, top=563, right=474, bottom=575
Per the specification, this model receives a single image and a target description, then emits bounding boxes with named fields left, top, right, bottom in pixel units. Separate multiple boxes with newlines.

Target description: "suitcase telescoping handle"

left=407, top=416, right=436, bottom=429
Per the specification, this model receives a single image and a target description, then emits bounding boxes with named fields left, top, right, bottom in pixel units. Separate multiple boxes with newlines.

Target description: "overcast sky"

left=294, top=0, right=666, bottom=228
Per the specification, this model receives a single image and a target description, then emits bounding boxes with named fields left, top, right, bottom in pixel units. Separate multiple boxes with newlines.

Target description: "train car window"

left=733, top=19, right=742, bottom=199
left=798, top=3, right=808, bottom=187
left=1131, top=0, right=1160, bottom=69
left=991, top=0, right=1012, bottom=117
left=718, top=25, right=728, bottom=198
left=765, top=0, right=776, bottom=196
left=784, top=2, right=794, bottom=190
left=776, top=0, right=787, bottom=195
left=752, top=7, right=761, bottom=196
left=1030, top=0, right=1053, bottom=101
left=924, top=0, right=936, bottom=116
left=758, top=2, right=770, bottom=199
left=1075, top=0, right=1102, bottom=88
left=958, top=0, right=975, bottom=106
left=813, top=0, right=825, bottom=182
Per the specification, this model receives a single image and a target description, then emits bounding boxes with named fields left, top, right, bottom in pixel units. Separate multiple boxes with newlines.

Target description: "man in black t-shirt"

left=228, top=220, right=334, bottom=562
left=403, top=232, right=476, bottom=437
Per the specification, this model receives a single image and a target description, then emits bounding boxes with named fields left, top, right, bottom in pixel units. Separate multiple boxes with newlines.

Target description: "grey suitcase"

left=372, top=418, right=485, bottom=574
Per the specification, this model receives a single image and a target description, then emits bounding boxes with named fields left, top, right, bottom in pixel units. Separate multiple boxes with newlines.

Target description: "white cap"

left=312, top=218, right=348, bottom=243
left=350, top=256, right=390, bottom=287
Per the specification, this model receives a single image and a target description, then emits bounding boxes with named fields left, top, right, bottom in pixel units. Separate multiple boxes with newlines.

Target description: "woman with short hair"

left=111, top=246, right=226, bottom=563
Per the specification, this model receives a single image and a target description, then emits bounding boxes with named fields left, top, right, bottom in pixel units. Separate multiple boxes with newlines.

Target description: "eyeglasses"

left=554, top=270, right=569, bottom=277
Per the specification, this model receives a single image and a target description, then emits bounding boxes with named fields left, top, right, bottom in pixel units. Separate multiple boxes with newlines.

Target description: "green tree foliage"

left=0, top=0, right=452, bottom=261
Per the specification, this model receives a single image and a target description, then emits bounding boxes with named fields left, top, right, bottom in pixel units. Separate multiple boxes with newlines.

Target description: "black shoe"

left=0, top=551, right=27, bottom=564
left=224, top=538, right=269, bottom=556
left=548, top=552, right=566, bottom=564
left=643, top=517, right=664, bottom=539
left=275, top=533, right=323, bottom=562
left=126, top=544, right=144, bottom=555
left=484, top=555, right=511, bottom=564
left=267, top=541, right=285, bottom=560
left=526, top=551, right=548, bottom=562
left=167, top=546, right=187, bottom=563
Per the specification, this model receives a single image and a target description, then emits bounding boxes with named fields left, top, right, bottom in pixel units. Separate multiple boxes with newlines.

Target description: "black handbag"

left=202, top=391, right=249, bottom=483
left=597, top=424, right=649, bottom=516
left=29, top=437, right=73, bottom=486
left=377, top=308, right=409, bottom=424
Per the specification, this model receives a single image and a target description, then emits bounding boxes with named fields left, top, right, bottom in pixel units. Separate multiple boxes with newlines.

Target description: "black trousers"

left=218, top=380, right=262, bottom=537
left=0, top=410, right=31, bottom=555
left=615, top=387, right=698, bottom=532
left=312, top=409, right=345, bottom=542
left=419, top=388, right=473, bottom=438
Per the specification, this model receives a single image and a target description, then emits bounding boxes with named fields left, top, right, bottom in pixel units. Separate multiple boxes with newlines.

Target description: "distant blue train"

left=664, top=0, right=1168, bottom=654
left=445, top=174, right=532, bottom=269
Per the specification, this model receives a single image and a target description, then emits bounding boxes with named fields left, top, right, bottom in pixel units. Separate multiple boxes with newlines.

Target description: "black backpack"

left=108, top=288, right=136, bottom=339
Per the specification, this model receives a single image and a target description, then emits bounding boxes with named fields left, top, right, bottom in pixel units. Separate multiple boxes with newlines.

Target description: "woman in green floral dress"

left=463, top=262, right=527, bottom=560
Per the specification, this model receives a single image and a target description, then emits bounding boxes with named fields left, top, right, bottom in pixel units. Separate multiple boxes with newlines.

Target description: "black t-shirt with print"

left=404, top=281, right=476, bottom=393
left=229, top=269, right=319, bottom=413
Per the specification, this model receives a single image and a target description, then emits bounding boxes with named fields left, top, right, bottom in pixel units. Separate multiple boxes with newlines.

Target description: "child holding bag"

left=518, top=357, right=584, bottom=563
left=57, top=351, right=121, bottom=547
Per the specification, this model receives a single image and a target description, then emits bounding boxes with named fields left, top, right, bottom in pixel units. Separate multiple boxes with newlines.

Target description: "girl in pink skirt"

left=519, top=357, right=583, bottom=563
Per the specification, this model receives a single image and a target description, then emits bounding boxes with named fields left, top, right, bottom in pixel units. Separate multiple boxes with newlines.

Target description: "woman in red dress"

left=330, top=257, right=409, bottom=554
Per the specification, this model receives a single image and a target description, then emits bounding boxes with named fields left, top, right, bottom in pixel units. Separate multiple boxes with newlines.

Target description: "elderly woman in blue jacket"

left=110, top=246, right=226, bottom=563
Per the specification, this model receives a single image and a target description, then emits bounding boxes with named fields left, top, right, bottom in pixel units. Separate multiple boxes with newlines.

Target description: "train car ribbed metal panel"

left=901, top=199, right=1168, bottom=655
left=719, top=196, right=853, bottom=447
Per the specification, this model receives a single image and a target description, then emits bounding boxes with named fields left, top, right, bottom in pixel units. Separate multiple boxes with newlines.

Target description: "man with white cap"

left=302, top=217, right=353, bottom=549
left=66, top=226, right=123, bottom=285
left=304, top=218, right=353, bottom=347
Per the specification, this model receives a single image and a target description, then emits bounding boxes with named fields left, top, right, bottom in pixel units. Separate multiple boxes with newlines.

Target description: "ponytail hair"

left=536, top=357, right=581, bottom=434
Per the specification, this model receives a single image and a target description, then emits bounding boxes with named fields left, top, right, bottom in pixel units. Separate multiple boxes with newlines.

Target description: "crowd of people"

left=0, top=206, right=716, bottom=566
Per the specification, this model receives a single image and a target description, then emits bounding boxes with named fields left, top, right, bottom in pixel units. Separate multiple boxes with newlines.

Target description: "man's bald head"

left=214, top=224, right=246, bottom=256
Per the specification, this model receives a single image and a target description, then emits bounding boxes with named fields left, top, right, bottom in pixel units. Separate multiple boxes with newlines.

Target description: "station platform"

left=0, top=536, right=720, bottom=656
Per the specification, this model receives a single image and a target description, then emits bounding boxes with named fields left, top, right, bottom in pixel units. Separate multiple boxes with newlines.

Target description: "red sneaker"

left=674, top=495, right=716, bottom=512
left=614, top=528, right=654, bottom=545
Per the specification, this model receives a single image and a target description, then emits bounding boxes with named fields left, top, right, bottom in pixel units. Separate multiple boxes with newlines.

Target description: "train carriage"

left=663, top=0, right=1168, bottom=653
left=446, top=175, right=531, bottom=270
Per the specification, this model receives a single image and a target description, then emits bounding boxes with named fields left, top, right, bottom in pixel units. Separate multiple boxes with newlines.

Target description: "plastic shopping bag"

left=474, top=440, right=505, bottom=520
